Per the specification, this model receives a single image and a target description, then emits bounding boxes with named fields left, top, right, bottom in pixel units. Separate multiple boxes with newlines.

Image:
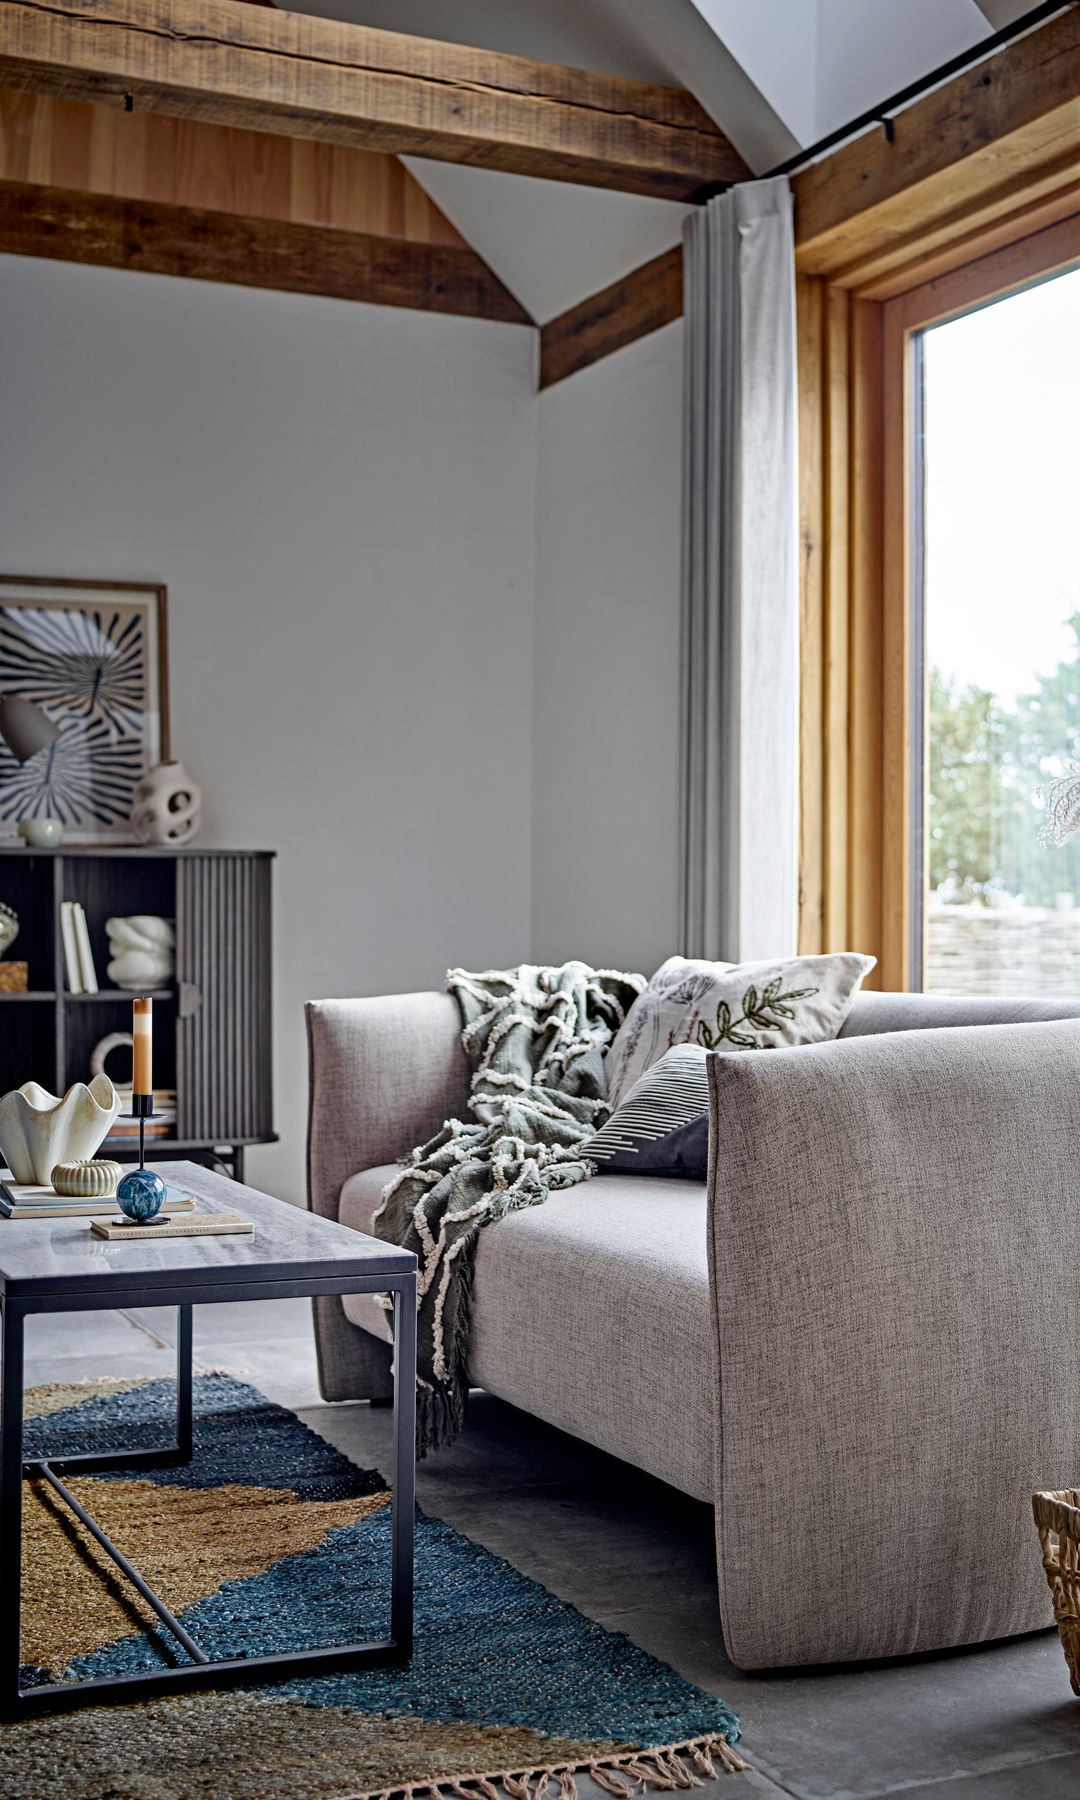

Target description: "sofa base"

left=311, top=1295, right=395, bottom=1403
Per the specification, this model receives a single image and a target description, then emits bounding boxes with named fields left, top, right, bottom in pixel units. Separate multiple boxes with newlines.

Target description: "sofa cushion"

left=340, top=1164, right=714, bottom=1501
left=581, top=1045, right=709, bottom=1175
left=605, top=952, right=875, bottom=1106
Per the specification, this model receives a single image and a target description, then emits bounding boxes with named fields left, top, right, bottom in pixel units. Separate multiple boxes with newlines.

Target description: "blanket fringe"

left=342, top=1731, right=750, bottom=1800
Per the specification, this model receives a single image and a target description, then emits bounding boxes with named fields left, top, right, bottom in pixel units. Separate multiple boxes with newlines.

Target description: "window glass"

left=920, top=266, right=1080, bottom=994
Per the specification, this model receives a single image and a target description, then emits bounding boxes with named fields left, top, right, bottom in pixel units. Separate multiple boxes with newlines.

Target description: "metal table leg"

left=48, top=1303, right=195, bottom=1476
left=0, top=1297, right=24, bottom=1711
left=391, top=1273, right=417, bottom=1656
left=5, top=1274, right=416, bottom=1715
left=176, top=1304, right=193, bottom=1460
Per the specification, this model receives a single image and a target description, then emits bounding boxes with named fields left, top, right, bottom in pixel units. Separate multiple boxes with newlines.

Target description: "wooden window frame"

left=798, top=208, right=1080, bottom=989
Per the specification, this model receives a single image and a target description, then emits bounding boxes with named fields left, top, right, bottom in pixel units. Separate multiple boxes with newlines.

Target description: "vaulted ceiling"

left=0, top=0, right=1049, bottom=340
left=285, top=0, right=1030, bottom=320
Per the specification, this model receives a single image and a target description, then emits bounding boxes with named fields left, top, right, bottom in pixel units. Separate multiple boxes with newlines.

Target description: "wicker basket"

left=1033, top=1490, right=1080, bottom=1695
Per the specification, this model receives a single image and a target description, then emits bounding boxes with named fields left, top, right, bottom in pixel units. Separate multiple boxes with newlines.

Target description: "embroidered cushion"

left=604, top=952, right=876, bottom=1108
left=583, top=1046, right=710, bottom=1176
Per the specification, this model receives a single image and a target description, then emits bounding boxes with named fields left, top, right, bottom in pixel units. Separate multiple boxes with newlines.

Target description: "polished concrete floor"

left=23, top=1298, right=1080, bottom=1800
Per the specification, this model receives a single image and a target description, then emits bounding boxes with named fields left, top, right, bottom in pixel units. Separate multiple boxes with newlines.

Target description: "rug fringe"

left=344, top=1731, right=750, bottom=1800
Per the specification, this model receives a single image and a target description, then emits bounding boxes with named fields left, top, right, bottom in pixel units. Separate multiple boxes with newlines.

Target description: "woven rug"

left=3, top=1374, right=745, bottom=1800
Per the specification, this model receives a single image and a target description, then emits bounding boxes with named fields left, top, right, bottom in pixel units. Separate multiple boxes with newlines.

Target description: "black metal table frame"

left=0, top=1269, right=416, bottom=1719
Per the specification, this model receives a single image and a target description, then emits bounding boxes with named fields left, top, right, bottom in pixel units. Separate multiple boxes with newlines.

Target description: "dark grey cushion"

left=633, top=1110, right=709, bottom=1178
left=585, top=1045, right=709, bottom=1174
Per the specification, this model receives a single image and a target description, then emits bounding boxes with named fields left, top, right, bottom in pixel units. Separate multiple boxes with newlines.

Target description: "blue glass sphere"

left=116, top=1167, right=168, bottom=1224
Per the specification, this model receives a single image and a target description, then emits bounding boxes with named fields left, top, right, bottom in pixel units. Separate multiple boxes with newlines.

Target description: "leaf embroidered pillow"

left=604, top=952, right=876, bottom=1108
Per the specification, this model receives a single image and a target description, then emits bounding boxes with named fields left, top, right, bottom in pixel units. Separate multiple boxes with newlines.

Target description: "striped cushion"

left=584, top=1046, right=709, bottom=1177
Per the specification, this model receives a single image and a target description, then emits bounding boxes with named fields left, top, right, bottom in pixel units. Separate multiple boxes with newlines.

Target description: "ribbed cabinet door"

left=176, top=854, right=273, bottom=1144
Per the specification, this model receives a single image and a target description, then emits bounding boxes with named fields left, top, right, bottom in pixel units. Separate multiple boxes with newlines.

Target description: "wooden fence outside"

left=927, top=900, right=1080, bottom=997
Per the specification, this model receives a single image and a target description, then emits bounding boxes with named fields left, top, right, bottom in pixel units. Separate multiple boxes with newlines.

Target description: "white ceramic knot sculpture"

left=0, top=1076, right=121, bottom=1186
left=106, top=915, right=176, bottom=990
left=131, top=760, right=201, bottom=845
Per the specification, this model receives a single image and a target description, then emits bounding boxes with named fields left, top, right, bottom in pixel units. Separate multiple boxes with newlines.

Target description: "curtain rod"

left=763, top=0, right=1075, bottom=181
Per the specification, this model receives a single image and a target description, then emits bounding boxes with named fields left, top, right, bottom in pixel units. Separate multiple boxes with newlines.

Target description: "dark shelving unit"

left=0, top=847, right=275, bottom=1180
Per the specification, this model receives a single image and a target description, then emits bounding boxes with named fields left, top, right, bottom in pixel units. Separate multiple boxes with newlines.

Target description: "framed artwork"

left=0, top=577, right=169, bottom=845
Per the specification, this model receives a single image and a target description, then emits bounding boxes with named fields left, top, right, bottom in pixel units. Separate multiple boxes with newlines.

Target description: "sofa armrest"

left=706, top=1018, right=1080, bottom=1670
left=305, top=992, right=469, bottom=1222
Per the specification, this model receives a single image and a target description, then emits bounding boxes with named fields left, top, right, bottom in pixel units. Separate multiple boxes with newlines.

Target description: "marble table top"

left=0, top=1161, right=415, bottom=1300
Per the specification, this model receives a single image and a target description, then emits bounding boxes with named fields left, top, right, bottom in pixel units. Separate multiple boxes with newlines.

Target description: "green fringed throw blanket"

left=372, top=962, right=644, bottom=1455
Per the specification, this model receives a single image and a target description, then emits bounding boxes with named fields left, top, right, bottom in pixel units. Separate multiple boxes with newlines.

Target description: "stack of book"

left=60, top=900, right=98, bottom=994
left=0, top=1176, right=195, bottom=1221
left=106, top=1088, right=177, bottom=1144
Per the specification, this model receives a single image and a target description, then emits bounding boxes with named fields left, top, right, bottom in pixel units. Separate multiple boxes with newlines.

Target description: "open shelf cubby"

left=0, top=847, right=275, bottom=1179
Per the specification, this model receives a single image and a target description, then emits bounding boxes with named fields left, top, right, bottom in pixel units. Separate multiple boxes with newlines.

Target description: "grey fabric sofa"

left=306, top=988, right=1080, bottom=1669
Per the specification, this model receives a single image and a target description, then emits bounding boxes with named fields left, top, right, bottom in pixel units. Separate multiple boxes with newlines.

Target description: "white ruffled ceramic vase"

left=0, top=1076, right=121, bottom=1186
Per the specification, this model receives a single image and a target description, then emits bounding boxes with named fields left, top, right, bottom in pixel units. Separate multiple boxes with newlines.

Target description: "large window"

left=915, top=265, right=1080, bottom=994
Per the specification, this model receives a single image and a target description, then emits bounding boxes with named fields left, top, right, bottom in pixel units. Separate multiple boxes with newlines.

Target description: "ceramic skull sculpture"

left=131, top=760, right=201, bottom=845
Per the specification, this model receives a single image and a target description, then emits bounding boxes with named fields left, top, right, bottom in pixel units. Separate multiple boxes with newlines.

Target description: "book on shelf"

left=105, top=1120, right=175, bottom=1141
left=72, top=903, right=99, bottom=994
left=106, top=1088, right=177, bottom=1141
left=59, top=901, right=82, bottom=994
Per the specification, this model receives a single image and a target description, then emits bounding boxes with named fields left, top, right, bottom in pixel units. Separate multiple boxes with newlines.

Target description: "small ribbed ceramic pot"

left=51, top=1159, right=122, bottom=1198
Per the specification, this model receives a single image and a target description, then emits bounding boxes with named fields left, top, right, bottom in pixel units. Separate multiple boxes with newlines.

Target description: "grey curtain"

left=679, top=176, right=799, bottom=962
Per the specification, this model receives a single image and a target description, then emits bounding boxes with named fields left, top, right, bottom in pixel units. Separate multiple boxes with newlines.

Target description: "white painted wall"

left=687, top=0, right=819, bottom=147
left=0, top=256, right=538, bottom=1203
left=531, top=323, right=684, bottom=977
left=401, top=161, right=688, bottom=325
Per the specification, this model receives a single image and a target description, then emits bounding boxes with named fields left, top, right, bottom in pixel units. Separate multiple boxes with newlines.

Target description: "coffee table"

left=0, top=1161, right=416, bottom=1718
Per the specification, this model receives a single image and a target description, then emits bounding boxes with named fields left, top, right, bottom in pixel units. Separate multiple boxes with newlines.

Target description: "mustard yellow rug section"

left=3, top=1373, right=745, bottom=1800
left=24, top=1473, right=389, bottom=1672
left=23, top=1374, right=157, bottom=1422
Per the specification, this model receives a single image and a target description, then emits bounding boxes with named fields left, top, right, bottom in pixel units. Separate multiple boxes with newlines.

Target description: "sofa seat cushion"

left=338, top=1165, right=714, bottom=1502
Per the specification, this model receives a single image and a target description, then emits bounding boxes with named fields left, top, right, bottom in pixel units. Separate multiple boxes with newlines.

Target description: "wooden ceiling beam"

left=0, top=0, right=749, bottom=203
left=541, top=8, right=1080, bottom=382
left=793, top=6, right=1080, bottom=283
left=0, top=178, right=533, bottom=323
left=539, top=247, right=682, bottom=389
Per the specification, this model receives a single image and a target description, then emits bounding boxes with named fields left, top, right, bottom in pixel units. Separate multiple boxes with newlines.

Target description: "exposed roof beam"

left=539, top=247, right=682, bottom=388
left=0, top=179, right=534, bottom=322
left=541, top=6, right=1080, bottom=380
left=793, top=4, right=1080, bottom=282
left=0, top=0, right=750, bottom=202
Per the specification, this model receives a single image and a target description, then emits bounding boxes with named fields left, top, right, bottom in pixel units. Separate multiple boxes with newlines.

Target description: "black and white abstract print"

left=0, top=588, right=164, bottom=841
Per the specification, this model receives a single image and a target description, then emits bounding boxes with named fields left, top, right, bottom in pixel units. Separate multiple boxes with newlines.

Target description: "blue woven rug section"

left=6, top=1375, right=745, bottom=1800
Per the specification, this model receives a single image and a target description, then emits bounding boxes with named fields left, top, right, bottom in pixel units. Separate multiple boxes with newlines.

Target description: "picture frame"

left=0, top=577, right=170, bottom=845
